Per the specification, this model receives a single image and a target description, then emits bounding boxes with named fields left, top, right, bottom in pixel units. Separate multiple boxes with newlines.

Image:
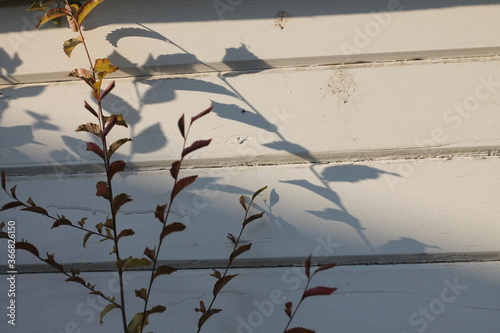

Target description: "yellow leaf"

left=36, top=7, right=69, bottom=29
left=63, top=37, right=83, bottom=57
left=94, top=58, right=119, bottom=80
left=77, top=0, right=106, bottom=25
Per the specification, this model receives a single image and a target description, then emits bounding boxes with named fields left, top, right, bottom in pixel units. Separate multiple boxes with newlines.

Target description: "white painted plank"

left=1, top=157, right=500, bottom=267
left=1, top=262, right=499, bottom=332
left=2, top=59, right=500, bottom=170
left=2, top=0, right=500, bottom=83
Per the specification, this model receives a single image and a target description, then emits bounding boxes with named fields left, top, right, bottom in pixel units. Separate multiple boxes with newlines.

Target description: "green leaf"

left=213, top=274, right=239, bottom=297
left=1, top=201, right=24, bottom=211
left=152, top=265, right=177, bottom=281
left=63, top=37, right=83, bottom=58
left=77, top=0, right=106, bottom=25
left=135, top=288, right=147, bottom=301
left=112, top=193, right=132, bottom=214
left=160, top=222, right=186, bottom=241
left=83, top=231, right=92, bottom=248
left=243, top=211, right=265, bottom=228
left=229, top=243, right=252, bottom=264
left=108, top=138, right=131, bottom=159
left=118, top=256, right=151, bottom=271
left=171, top=175, right=197, bottom=200
left=99, top=303, right=119, bottom=325
left=116, top=229, right=134, bottom=241
left=36, top=7, right=68, bottom=28
left=252, top=186, right=268, bottom=201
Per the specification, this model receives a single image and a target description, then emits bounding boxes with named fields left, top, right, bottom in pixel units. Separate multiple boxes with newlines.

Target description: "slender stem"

left=197, top=197, right=256, bottom=333
left=283, top=276, right=313, bottom=332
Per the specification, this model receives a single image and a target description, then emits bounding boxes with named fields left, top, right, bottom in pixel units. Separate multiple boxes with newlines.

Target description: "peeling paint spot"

left=274, top=10, right=291, bottom=30
left=325, top=69, right=356, bottom=105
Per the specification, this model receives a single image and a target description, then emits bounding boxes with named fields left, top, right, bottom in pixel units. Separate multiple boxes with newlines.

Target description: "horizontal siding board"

left=2, top=1, right=500, bottom=83
left=1, top=262, right=499, bottom=332
left=2, top=59, right=500, bottom=170
left=1, top=157, right=500, bottom=268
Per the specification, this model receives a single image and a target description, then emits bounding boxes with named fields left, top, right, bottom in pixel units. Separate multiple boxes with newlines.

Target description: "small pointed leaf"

left=284, top=328, right=316, bottom=333
left=171, top=175, right=197, bottom=200
left=302, top=286, right=337, bottom=300
left=304, top=255, right=312, bottom=279
left=108, top=138, right=131, bottom=158
left=10, top=185, right=17, bottom=199
left=314, top=262, right=337, bottom=275
left=100, top=304, right=119, bottom=325
left=190, top=105, right=213, bottom=124
left=143, top=247, right=156, bottom=261
left=51, top=217, right=73, bottom=229
left=160, top=222, right=186, bottom=240
left=76, top=123, right=101, bottom=137
left=239, top=195, right=247, bottom=210
left=83, top=231, right=92, bottom=248
left=154, top=204, right=167, bottom=223
left=170, top=160, right=181, bottom=179
left=229, top=243, right=252, bottom=264
left=36, top=7, right=68, bottom=28
left=197, top=308, right=222, bottom=330
left=252, top=185, right=268, bottom=201
left=182, top=139, right=212, bottom=158
left=77, top=0, right=106, bottom=24
left=213, top=274, right=239, bottom=297
left=135, top=288, right=147, bottom=301
left=66, top=276, right=86, bottom=286
left=95, top=181, right=110, bottom=199
left=84, top=101, right=98, bottom=118
left=99, top=80, right=115, bottom=101
left=284, top=301, right=293, bottom=318
left=116, top=229, right=134, bottom=241
left=243, top=211, right=265, bottom=228
left=1, top=170, right=5, bottom=190
left=1, top=201, right=24, bottom=211
left=178, top=114, right=185, bottom=138
left=16, top=240, right=40, bottom=257
left=21, top=206, right=49, bottom=216
left=108, top=160, right=126, bottom=180
left=112, top=193, right=132, bottom=213
left=153, top=265, right=177, bottom=281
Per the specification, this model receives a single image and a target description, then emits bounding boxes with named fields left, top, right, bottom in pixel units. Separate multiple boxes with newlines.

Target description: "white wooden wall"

left=2, top=0, right=500, bottom=332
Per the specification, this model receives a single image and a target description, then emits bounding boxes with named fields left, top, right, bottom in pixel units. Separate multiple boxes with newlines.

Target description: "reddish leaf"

left=304, top=255, right=312, bottom=279
left=102, top=115, right=117, bottom=137
left=1, top=169, right=5, bottom=190
left=84, top=101, right=98, bottom=118
left=195, top=300, right=206, bottom=313
left=239, top=195, right=247, bottom=210
left=160, top=222, right=186, bottom=240
left=108, top=138, right=131, bottom=159
left=284, top=328, right=315, bottom=333
left=10, top=185, right=17, bottom=199
left=284, top=301, right=293, bottom=318
left=152, top=265, right=177, bottom=281
left=1, top=201, right=23, bottom=211
left=66, top=276, right=86, bottom=286
left=243, top=211, right=265, bottom=228
left=143, top=247, right=156, bottom=261
left=190, top=105, right=213, bottom=124
left=171, top=175, right=197, bottom=200
left=95, top=181, right=110, bottom=199
left=252, top=185, right=268, bottom=201
left=108, top=160, right=126, bottom=180
left=178, top=114, right=185, bottom=138
left=86, top=142, right=104, bottom=159
left=213, top=274, right=239, bottom=297
left=112, top=193, right=132, bottom=214
left=154, top=204, right=167, bottom=223
left=182, top=139, right=212, bottom=158
left=21, top=206, right=49, bottom=216
left=99, top=80, right=115, bottom=101
left=302, top=286, right=337, bottom=300
left=170, top=160, right=181, bottom=179
left=314, top=262, right=337, bottom=275
left=51, top=217, right=72, bottom=229
left=229, top=243, right=252, bottom=264
left=27, top=197, right=36, bottom=206
left=16, top=240, right=40, bottom=257
left=44, top=253, right=64, bottom=272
